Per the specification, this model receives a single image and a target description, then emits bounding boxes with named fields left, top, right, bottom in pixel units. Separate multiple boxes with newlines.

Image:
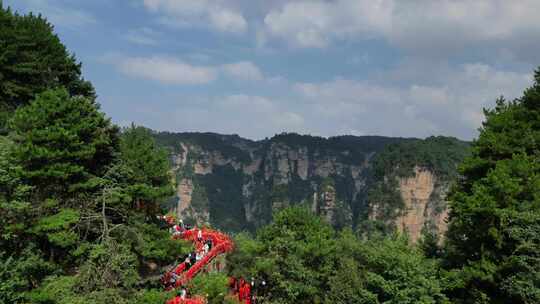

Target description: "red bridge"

left=162, top=225, right=234, bottom=304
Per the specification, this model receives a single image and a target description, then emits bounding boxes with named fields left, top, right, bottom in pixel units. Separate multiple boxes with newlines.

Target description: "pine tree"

left=444, top=69, right=540, bottom=303
left=9, top=88, right=118, bottom=201
left=119, top=125, right=173, bottom=215
left=0, top=3, right=94, bottom=131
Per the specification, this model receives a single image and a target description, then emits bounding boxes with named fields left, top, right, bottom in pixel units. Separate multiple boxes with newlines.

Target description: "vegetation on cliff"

left=153, top=132, right=253, bottom=164
left=265, top=133, right=408, bottom=164
left=158, top=130, right=470, bottom=233
left=365, top=136, right=470, bottom=232
left=372, top=136, right=470, bottom=179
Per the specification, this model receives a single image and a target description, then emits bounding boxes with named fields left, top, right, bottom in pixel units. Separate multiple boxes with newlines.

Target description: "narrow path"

left=162, top=226, right=234, bottom=304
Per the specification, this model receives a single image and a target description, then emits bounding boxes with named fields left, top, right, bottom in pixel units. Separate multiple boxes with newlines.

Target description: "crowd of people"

left=160, top=215, right=263, bottom=304
left=160, top=217, right=216, bottom=290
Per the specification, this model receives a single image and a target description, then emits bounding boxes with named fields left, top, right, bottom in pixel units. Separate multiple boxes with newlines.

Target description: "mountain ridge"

left=154, top=131, right=469, bottom=241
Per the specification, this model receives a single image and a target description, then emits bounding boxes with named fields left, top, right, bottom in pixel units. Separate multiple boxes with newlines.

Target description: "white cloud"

left=221, top=61, right=264, bottom=81
left=294, top=78, right=400, bottom=106
left=108, top=55, right=265, bottom=85
left=262, top=0, right=540, bottom=62
left=217, top=94, right=274, bottom=112
left=209, top=9, right=248, bottom=34
left=389, top=1, right=540, bottom=60
left=274, top=111, right=305, bottom=127
left=124, top=27, right=160, bottom=45
left=117, top=56, right=217, bottom=85
left=294, top=63, right=532, bottom=139
left=142, top=0, right=247, bottom=34
left=264, top=0, right=392, bottom=48
left=113, top=62, right=532, bottom=140
left=162, top=94, right=306, bottom=139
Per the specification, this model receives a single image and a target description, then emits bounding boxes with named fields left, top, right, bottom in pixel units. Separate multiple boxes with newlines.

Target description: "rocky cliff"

left=366, top=136, right=469, bottom=242
left=154, top=132, right=469, bottom=240
left=369, top=166, right=449, bottom=243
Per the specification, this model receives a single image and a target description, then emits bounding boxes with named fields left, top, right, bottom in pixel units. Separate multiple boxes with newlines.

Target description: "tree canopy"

left=0, top=6, right=183, bottom=303
left=0, top=4, right=94, bottom=132
left=9, top=88, right=118, bottom=200
left=227, top=207, right=448, bottom=304
left=444, top=70, right=540, bottom=303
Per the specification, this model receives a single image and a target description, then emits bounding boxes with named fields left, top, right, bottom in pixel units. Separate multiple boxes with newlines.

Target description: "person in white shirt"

left=180, top=287, right=187, bottom=299
left=197, top=229, right=203, bottom=241
left=172, top=224, right=182, bottom=236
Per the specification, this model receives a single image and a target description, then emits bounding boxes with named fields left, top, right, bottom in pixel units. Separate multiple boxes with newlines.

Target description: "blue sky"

left=5, top=0, right=540, bottom=140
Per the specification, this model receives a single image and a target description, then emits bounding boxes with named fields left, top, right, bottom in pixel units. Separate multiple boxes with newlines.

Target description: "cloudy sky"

left=6, top=0, right=540, bottom=140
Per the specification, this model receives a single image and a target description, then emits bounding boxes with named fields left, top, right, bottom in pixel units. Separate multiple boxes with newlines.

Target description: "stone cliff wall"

left=395, top=167, right=448, bottom=243
left=175, top=178, right=193, bottom=217
left=169, top=141, right=368, bottom=230
left=173, top=143, right=451, bottom=240
left=369, top=166, right=449, bottom=243
left=154, top=133, right=465, bottom=238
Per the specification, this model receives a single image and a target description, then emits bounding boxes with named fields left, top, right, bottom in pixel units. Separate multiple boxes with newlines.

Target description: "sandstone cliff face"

left=174, top=178, right=209, bottom=226
left=176, top=178, right=193, bottom=216
left=370, top=166, right=449, bottom=243
left=154, top=132, right=465, bottom=237
left=396, top=167, right=448, bottom=242
left=164, top=135, right=382, bottom=231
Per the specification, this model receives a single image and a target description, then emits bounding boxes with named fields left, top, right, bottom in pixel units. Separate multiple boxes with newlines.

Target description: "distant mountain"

left=154, top=131, right=469, bottom=241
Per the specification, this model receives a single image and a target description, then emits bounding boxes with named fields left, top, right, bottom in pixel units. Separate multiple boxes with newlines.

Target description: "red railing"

left=164, top=227, right=234, bottom=304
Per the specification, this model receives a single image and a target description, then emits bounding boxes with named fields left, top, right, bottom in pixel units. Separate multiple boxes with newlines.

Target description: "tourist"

left=169, top=272, right=179, bottom=287
left=180, top=287, right=187, bottom=299
left=190, top=251, right=197, bottom=265
left=184, top=255, right=191, bottom=269
left=197, top=229, right=203, bottom=241
left=244, top=281, right=252, bottom=304
left=171, top=224, right=182, bottom=236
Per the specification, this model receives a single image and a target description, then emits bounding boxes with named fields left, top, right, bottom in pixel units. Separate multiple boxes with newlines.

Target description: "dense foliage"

left=444, top=71, right=540, bottom=303
left=0, top=5, right=183, bottom=303
left=372, top=136, right=470, bottom=179
left=119, top=125, right=174, bottom=216
left=227, top=207, right=448, bottom=304
left=0, top=5, right=94, bottom=132
left=9, top=88, right=118, bottom=200
left=268, top=133, right=409, bottom=165
left=153, top=132, right=253, bottom=164
left=189, top=272, right=233, bottom=304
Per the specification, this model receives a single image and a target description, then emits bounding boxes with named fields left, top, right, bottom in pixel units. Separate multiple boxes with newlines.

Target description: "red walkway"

left=162, top=226, right=234, bottom=304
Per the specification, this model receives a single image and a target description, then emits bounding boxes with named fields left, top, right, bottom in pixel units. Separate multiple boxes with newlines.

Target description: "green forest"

left=1, top=4, right=540, bottom=304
